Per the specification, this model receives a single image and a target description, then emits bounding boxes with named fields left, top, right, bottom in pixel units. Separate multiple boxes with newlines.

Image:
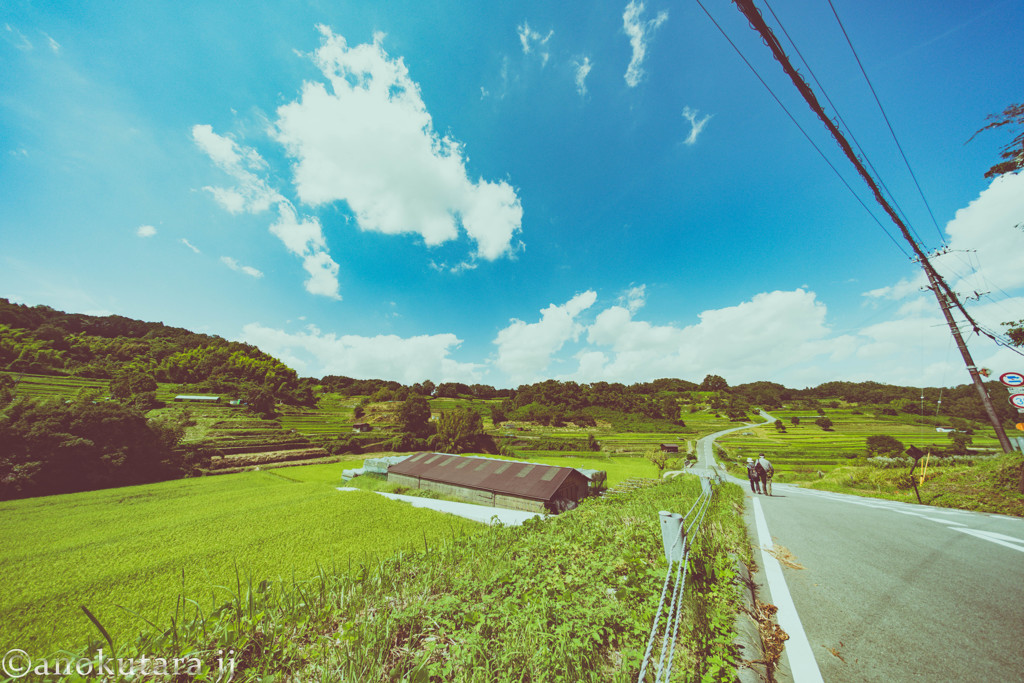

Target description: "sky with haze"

left=2, top=0, right=1023, bottom=390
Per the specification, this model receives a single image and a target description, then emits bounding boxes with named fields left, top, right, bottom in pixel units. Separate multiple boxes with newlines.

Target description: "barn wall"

left=556, top=478, right=588, bottom=501
left=420, top=480, right=496, bottom=506
left=493, top=494, right=547, bottom=513
left=388, top=473, right=420, bottom=488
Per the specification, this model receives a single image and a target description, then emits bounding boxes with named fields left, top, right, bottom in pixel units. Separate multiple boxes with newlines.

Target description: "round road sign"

left=1000, top=372, right=1024, bottom=387
left=1011, top=393, right=1024, bottom=409
left=1017, top=423, right=1024, bottom=432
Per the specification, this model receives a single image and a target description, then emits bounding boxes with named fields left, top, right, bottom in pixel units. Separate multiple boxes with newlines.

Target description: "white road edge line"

left=952, top=528, right=1024, bottom=553
left=751, top=497, right=824, bottom=683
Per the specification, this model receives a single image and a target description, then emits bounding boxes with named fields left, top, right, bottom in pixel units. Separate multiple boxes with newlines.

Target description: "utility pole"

left=728, top=0, right=1015, bottom=454
left=925, top=269, right=1013, bottom=453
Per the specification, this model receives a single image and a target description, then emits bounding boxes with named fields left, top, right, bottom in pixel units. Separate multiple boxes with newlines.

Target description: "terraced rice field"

left=716, top=409, right=1003, bottom=480
left=1, top=372, right=109, bottom=398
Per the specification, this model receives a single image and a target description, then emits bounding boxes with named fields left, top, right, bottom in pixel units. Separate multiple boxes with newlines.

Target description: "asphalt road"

left=696, top=415, right=1024, bottom=682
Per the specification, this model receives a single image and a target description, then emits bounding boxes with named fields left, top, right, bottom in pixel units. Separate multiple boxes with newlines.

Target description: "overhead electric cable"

left=691, top=0, right=911, bottom=258
left=760, top=0, right=922, bottom=242
left=825, top=0, right=946, bottom=247
left=728, top=0, right=1018, bottom=452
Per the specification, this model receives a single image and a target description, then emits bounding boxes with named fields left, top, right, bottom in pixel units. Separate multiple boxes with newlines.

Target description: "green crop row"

left=0, top=468, right=481, bottom=654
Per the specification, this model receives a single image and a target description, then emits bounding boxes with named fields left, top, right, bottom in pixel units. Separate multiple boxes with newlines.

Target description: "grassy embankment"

left=0, top=464, right=481, bottom=655
left=716, top=407, right=1023, bottom=515
left=8, top=474, right=752, bottom=682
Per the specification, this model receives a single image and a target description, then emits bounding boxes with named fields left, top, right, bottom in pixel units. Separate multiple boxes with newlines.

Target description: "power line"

left=760, top=0, right=925, bottom=247
left=691, top=0, right=912, bottom=259
left=728, top=0, right=1019, bottom=451
left=825, top=0, right=946, bottom=247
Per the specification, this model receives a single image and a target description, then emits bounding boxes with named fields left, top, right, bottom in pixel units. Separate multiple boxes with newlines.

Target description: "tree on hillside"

left=815, top=416, right=833, bottom=431
left=0, top=394, right=185, bottom=499
left=109, top=367, right=158, bottom=403
left=430, top=408, right=494, bottom=454
left=790, top=416, right=800, bottom=426
left=948, top=430, right=973, bottom=455
left=397, top=395, right=432, bottom=437
left=645, top=447, right=676, bottom=476
left=866, top=434, right=904, bottom=457
left=773, top=419, right=786, bottom=432
left=659, top=395, right=678, bottom=420
left=699, top=374, right=729, bottom=392
left=490, top=404, right=507, bottom=426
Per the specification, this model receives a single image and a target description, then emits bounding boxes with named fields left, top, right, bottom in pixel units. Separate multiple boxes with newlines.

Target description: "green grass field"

left=716, top=408, right=1003, bottom=480
left=0, top=466, right=483, bottom=655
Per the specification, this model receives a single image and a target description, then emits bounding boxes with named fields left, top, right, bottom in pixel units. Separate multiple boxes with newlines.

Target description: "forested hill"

left=0, top=297, right=1013, bottom=425
left=0, top=298, right=312, bottom=406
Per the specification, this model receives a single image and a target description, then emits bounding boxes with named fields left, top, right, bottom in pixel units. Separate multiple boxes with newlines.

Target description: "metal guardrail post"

left=659, top=510, right=685, bottom=562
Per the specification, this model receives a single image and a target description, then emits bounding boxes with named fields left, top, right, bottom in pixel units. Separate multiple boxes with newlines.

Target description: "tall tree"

left=397, top=395, right=432, bottom=436
left=430, top=408, right=490, bottom=454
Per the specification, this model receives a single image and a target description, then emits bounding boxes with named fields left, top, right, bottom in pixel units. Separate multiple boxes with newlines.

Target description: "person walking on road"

left=755, top=453, right=774, bottom=496
left=745, top=458, right=762, bottom=494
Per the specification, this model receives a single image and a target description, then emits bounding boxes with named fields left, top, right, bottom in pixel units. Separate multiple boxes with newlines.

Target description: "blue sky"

left=2, top=0, right=1022, bottom=389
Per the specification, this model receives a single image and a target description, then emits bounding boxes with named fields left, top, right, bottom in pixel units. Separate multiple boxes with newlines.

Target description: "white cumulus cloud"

left=493, top=291, right=598, bottom=385
left=576, top=289, right=836, bottom=385
left=239, top=322, right=483, bottom=383
left=273, top=27, right=523, bottom=262
left=622, top=1, right=668, bottom=87
left=136, top=225, right=157, bottom=238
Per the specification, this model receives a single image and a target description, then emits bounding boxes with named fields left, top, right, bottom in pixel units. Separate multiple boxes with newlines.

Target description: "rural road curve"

left=695, top=413, right=1024, bottom=682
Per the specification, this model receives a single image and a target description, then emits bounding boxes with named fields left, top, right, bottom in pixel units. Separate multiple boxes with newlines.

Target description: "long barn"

left=387, top=452, right=592, bottom=513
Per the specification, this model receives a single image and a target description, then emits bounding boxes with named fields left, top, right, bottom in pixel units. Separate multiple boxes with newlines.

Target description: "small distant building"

left=352, top=422, right=373, bottom=433
left=660, top=443, right=679, bottom=453
left=935, top=427, right=954, bottom=433
left=387, top=452, right=593, bottom=513
left=174, top=395, right=221, bottom=403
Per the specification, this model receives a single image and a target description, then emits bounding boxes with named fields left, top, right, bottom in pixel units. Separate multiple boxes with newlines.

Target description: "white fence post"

left=659, top=510, right=685, bottom=563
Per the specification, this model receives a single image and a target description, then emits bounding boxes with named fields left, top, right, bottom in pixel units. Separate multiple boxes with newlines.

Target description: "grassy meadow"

left=715, top=407, right=1004, bottom=481
left=0, top=465, right=483, bottom=655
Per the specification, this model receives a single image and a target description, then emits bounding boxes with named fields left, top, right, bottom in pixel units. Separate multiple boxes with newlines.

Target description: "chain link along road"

left=694, top=413, right=1024, bottom=682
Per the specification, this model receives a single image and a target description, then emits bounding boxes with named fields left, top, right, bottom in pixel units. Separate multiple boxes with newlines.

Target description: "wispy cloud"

left=42, top=32, right=60, bottom=53
left=136, top=225, right=157, bottom=237
left=191, top=125, right=280, bottom=215
left=181, top=238, right=201, bottom=254
left=573, top=56, right=592, bottom=97
left=220, top=255, right=264, bottom=279
left=3, top=24, right=33, bottom=51
left=681, top=106, right=712, bottom=145
left=192, top=124, right=341, bottom=299
left=622, top=1, right=668, bottom=87
left=517, top=21, right=554, bottom=65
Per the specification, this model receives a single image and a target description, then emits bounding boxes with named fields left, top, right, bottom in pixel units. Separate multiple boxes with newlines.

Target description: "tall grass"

left=49, top=476, right=752, bottom=682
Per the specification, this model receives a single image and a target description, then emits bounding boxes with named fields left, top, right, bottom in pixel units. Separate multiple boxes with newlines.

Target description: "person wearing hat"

left=745, top=457, right=761, bottom=494
left=755, top=453, right=774, bottom=496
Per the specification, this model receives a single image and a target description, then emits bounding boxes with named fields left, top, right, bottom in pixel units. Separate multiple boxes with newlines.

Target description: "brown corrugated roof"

left=388, top=452, right=587, bottom=501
